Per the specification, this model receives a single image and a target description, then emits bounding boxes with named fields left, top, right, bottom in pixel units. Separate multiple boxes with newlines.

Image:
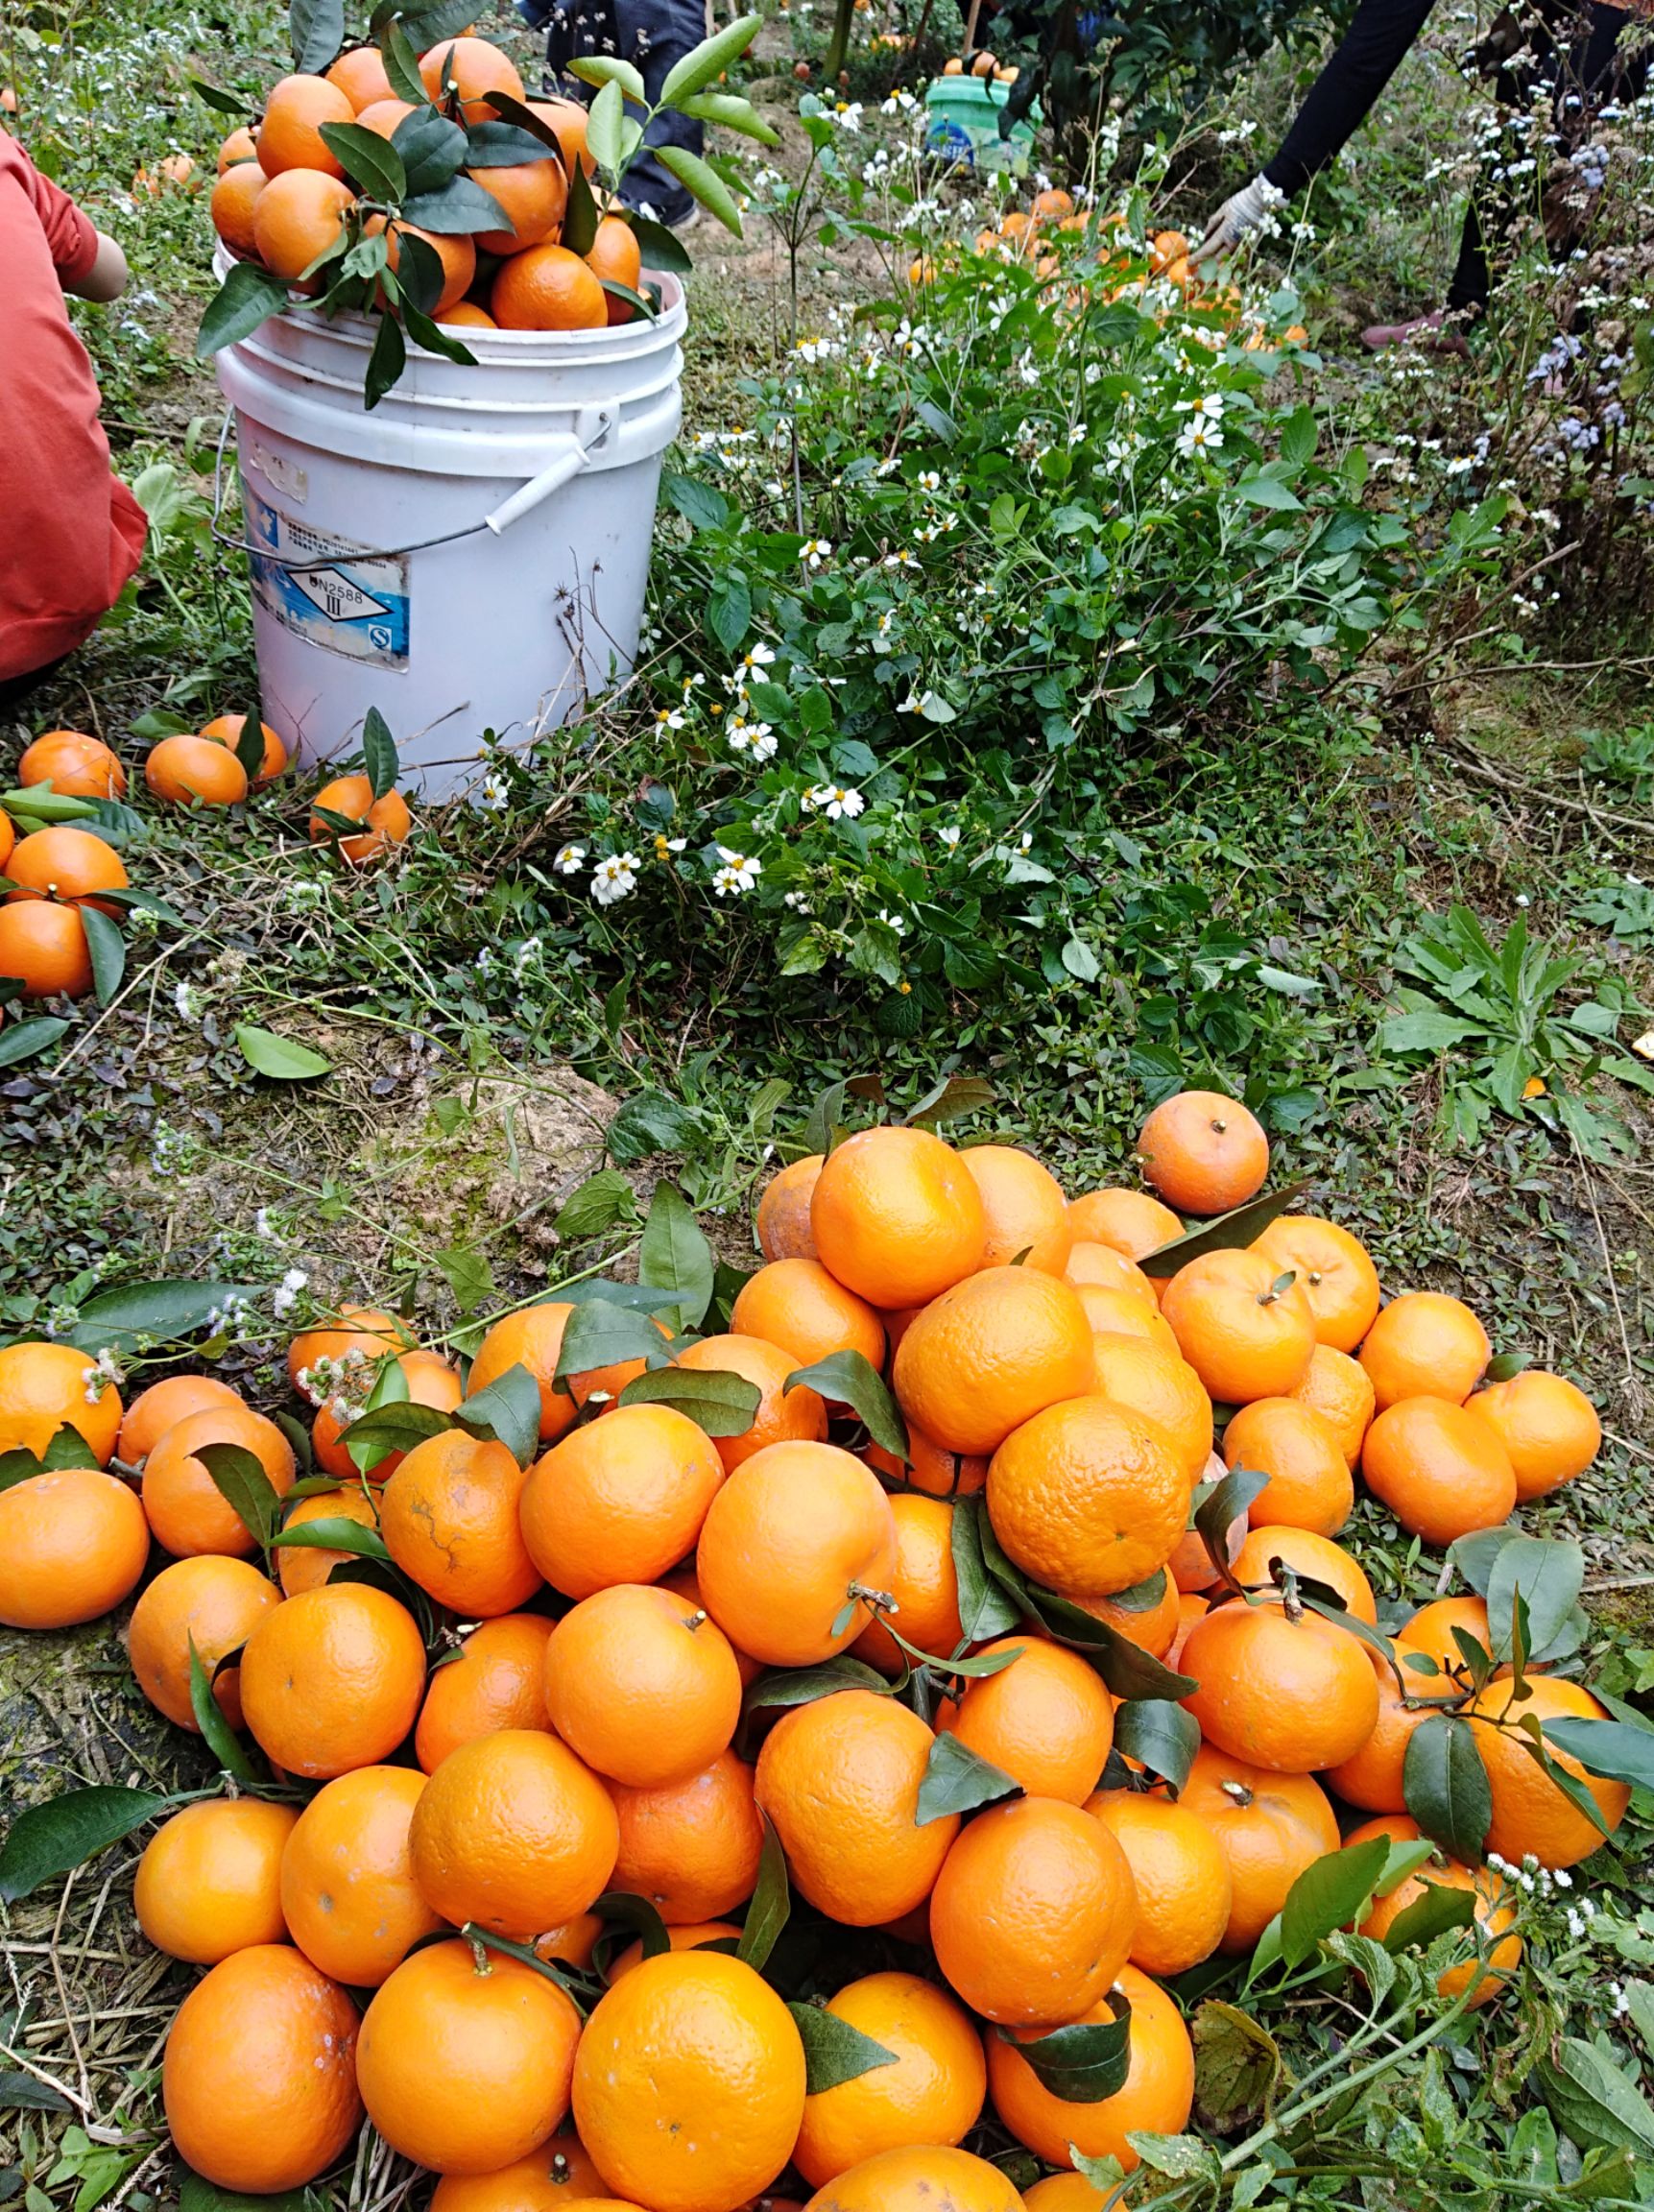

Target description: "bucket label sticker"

left=243, top=484, right=410, bottom=669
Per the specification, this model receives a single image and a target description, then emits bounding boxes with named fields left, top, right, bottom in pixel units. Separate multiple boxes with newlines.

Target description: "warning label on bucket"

left=243, top=485, right=411, bottom=669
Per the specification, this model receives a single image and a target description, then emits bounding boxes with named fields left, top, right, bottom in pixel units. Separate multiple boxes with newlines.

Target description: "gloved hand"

left=1193, top=173, right=1285, bottom=264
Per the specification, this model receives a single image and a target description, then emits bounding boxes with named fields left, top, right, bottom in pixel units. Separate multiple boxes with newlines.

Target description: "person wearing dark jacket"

left=520, top=0, right=707, bottom=229
left=1196, top=0, right=1651, bottom=348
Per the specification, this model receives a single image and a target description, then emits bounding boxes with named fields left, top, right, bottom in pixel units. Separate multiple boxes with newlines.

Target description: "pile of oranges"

left=0, top=1093, right=1626, bottom=2208
left=211, top=36, right=646, bottom=333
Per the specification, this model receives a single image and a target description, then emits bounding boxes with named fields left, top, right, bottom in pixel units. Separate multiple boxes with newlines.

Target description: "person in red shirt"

left=0, top=136, right=147, bottom=702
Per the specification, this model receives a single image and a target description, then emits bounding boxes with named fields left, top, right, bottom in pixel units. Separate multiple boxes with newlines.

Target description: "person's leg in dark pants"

left=532, top=0, right=708, bottom=227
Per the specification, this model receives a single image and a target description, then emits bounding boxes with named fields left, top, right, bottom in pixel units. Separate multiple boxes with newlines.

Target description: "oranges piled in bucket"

left=0, top=1091, right=1627, bottom=2205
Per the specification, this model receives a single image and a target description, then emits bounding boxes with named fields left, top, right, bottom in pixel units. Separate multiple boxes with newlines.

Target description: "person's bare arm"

left=63, top=230, right=128, bottom=302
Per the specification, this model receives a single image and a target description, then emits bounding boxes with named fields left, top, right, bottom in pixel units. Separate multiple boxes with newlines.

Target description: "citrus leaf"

left=476, top=87, right=568, bottom=160
left=0, top=1448, right=45, bottom=1494
left=659, top=11, right=760, bottom=103
left=677, top=90, right=780, bottom=144
left=598, top=276, right=658, bottom=321
left=198, top=1441, right=283, bottom=1549
left=1403, top=1713, right=1492, bottom=1863
left=553, top=1299, right=669, bottom=1384
left=736, top=1814, right=789, bottom=1971
left=950, top=1498, right=1024, bottom=1645
left=391, top=108, right=468, bottom=197
left=742, top=1658, right=892, bottom=1714
left=1002, top=1987, right=1131, bottom=2103
left=0, top=1786, right=178, bottom=1903
left=655, top=145, right=744, bottom=237
left=563, top=154, right=600, bottom=256
left=377, top=18, right=429, bottom=106
left=1114, top=1697, right=1200, bottom=1792
left=463, top=119, right=563, bottom=165
left=628, top=213, right=691, bottom=275
left=783, top=1351, right=907, bottom=1460
left=567, top=52, right=647, bottom=102
left=638, top=1180, right=715, bottom=1331
left=554, top=1168, right=637, bottom=1240
left=197, top=261, right=291, bottom=357
left=1542, top=1716, right=1654, bottom=1792
left=1139, top=1180, right=1311, bottom=1279
left=319, top=119, right=406, bottom=200
left=588, top=1888, right=671, bottom=1979
left=269, top=1516, right=389, bottom=1559
left=1538, top=2037, right=1654, bottom=2153
left=1449, top=1527, right=1520, bottom=1597
left=188, top=1637, right=259, bottom=1783
left=1486, top=1536, right=1585, bottom=1662
left=80, top=903, right=125, bottom=1006
left=616, top=1365, right=761, bottom=1436
left=916, top=1732, right=1021, bottom=1825
left=455, top=1361, right=542, bottom=1465
left=233, top=1024, right=332, bottom=1080
left=400, top=175, right=508, bottom=233
left=1023, top=1580, right=1198, bottom=1700
left=65, top=1277, right=259, bottom=1352
left=1485, top=1350, right=1532, bottom=1382
left=1279, top=1836, right=1390, bottom=1968
left=1194, top=1466, right=1267, bottom=1587
left=0, top=1016, right=68, bottom=1070
left=788, top=2004, right=900, bottom=2095
left=341, top=1399, right=452, bottom=1475
left=362, top=707, right=399, bottom=801
left=291, top=0, right=346, bottom=72
left=1379, top=1878, right=1478, bottom=1953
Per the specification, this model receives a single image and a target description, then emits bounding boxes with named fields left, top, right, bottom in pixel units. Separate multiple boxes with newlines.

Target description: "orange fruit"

left=256, top=72, right=355, bottom=177
left=430, top=2138, right=621, bottom=2209
left=419, top=35, right=526, bottom=120
left=544, top=1581, right=743, bottom=1789
left=1077, top=1286, right=1180, bottom=1353
left=1252, top=1215, right=1381, bottom=1353
left=410, top=1727, right=619, bottom=1936
left=1351, top=1814, right=1522, bottom=2005
left=698, top=1440, right=898, bottom=1667
left=6, top=828, right=127, bottom=915
left=287, top=1303, right=408, bottom=1402
left=572, top=1952, right=806, bottom=2212
left=1137, top=1091, right=1268, bottom=1215
left=939, top=1636, right=1113, bottom=1804
left=609, top=1919, right=742, bottom=1979
left=281, top=1765, right=443, bottom=1985
left=731, top=1257, right=887, bottom=1373
left=276, top=1485, right=380, bottom=1596
left=134, top=1799, right=296, bottom=1963
left=326, top=43, right=394, bottom=109
left=1467, top=1369, right=1600, bottom=1501
left=17, top=729, right=126, bottom=798
left=791, top=1972, right=986, bottom=2188
left=0, top=812, right=12, bottom=873
left=492, top=243, right=608, bottom=329
left=528, top=96, right=595, bottom=175
left=810, top=1126, right=987, bottom=1308
left=960, top=1142, right=1072, bottom=1273
left=144, top=730, right=251, bottom=804
left=162, top=1945, right=362, bottom=2192
left=471, top=156, right=570, bottom=255
left=801, top=2147, right=1020, bottom=2210
left=1024, top=2181, right=1112, bottom=2212
left=0, top=901, right=92, bottom=997
left=465, top=1302, right=581, bottom=1442
left=610, top=1748, right=765, bottom=1924
left=1079, top=1571, right=1184, bottom=1656
left=1232, top=1524, right=1377, bottom=1622
left=1326, top=1647, right=1450, bottom=1813
left=930, top=1795, right=1137, bottom=2028
left=586, top=212, right=644, bottom=324
left=755, top=1153, right=823, bottom=1260
left=365, top=212, right=476, bottom=317
left=127, top=1554, right=281, bottom=1730
left=538, top=1917, right=605, bottom=1970
left=0, top=1339, right=120, bottom=1462
left=358, top=1937, right=582, bottom=2173
left=851, top=1493, right=964, bottom=1673
left=199, top=712, right=288, bottom=784
left=217, top=126, right=257, bottom=171
left=116, top=1373, right=242, bottom=1466
left=519, top=1401, right=726, bottom=1599
left=415, top=1611, right=556, bottom=1771
left=140, top=1401, right=296, bottom=1557
left=1068, top=1187, right=1183, bottom=1262
left=1181, top=1599, right=1378, bottom=1770
left=1087, top=1791, right=1232, bottom=1975
left=1087, top=1334, right=1212, bottom=1485
left=1358, top=1290, right=1490, bottom=1410
left=0, top=1468, right=148, bottom=1628
left=1222, top=1396, right=1354, bottom=1536
left=1362, top=1397, right=1517, bottom=1546
left=893, top=1265, right=1094, bottom=1456
left=310, top=773, right=412, bottom=861
left=356, top=96, right=416, bottom=136
left=674, top=1332, right=828, bottom=1469
left=1399, top=1594, right=1493, bottom=1673
left=865, top=1427, right=988, bottom=1501
left=1161, top=1248, right=1317, bottom=1405
left=1066, top=1240, right=1158, bottom=1301
left=1288, top=1344, right=1376, bottom=1467
left=755, top=1691, right=959, bottom=1925
left=442, top=301, right=496, bottom=327
left=987, top=1961, right=1193, bottom=2174
left=1467, top=1675, right=1631, bottom=1868
left=1179, top=1744, right=1340, bottom=1951
left=986, top=1396, right=1187, bottom=1598
left=379, top=1428, right=539, bottom=1615
left=239, top=1582, right=426, bottom=1779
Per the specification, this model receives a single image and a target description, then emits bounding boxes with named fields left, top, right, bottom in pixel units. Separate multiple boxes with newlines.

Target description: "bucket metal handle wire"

left=207, top=405, right=616, bottom=572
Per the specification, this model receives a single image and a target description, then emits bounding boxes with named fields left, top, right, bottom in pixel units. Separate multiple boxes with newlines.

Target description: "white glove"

left=1193, top=174, right=1284, bottom=264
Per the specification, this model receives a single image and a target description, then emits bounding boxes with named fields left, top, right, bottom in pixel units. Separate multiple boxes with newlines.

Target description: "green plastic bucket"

left=923, top=74, right=1041, bottom=173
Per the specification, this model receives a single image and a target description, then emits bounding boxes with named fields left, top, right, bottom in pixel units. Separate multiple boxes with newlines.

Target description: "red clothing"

left=0, top=138, right=147, bottom=683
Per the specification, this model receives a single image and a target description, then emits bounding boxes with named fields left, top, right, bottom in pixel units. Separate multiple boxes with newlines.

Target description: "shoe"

left=1360, top=307, right=1471, bottom=357
left=625, top=198, right=702, bottom=235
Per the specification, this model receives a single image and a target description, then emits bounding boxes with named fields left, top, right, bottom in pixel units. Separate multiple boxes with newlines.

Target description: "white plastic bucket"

left=212, top=256, right=686, bottom=797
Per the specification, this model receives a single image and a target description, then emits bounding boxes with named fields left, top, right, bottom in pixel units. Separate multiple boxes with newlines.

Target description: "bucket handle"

left=208, top=406, right=614, bottom=570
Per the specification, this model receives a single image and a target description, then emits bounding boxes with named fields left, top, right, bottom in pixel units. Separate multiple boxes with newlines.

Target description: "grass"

left=3, top=0, right=1654, bottom=2198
